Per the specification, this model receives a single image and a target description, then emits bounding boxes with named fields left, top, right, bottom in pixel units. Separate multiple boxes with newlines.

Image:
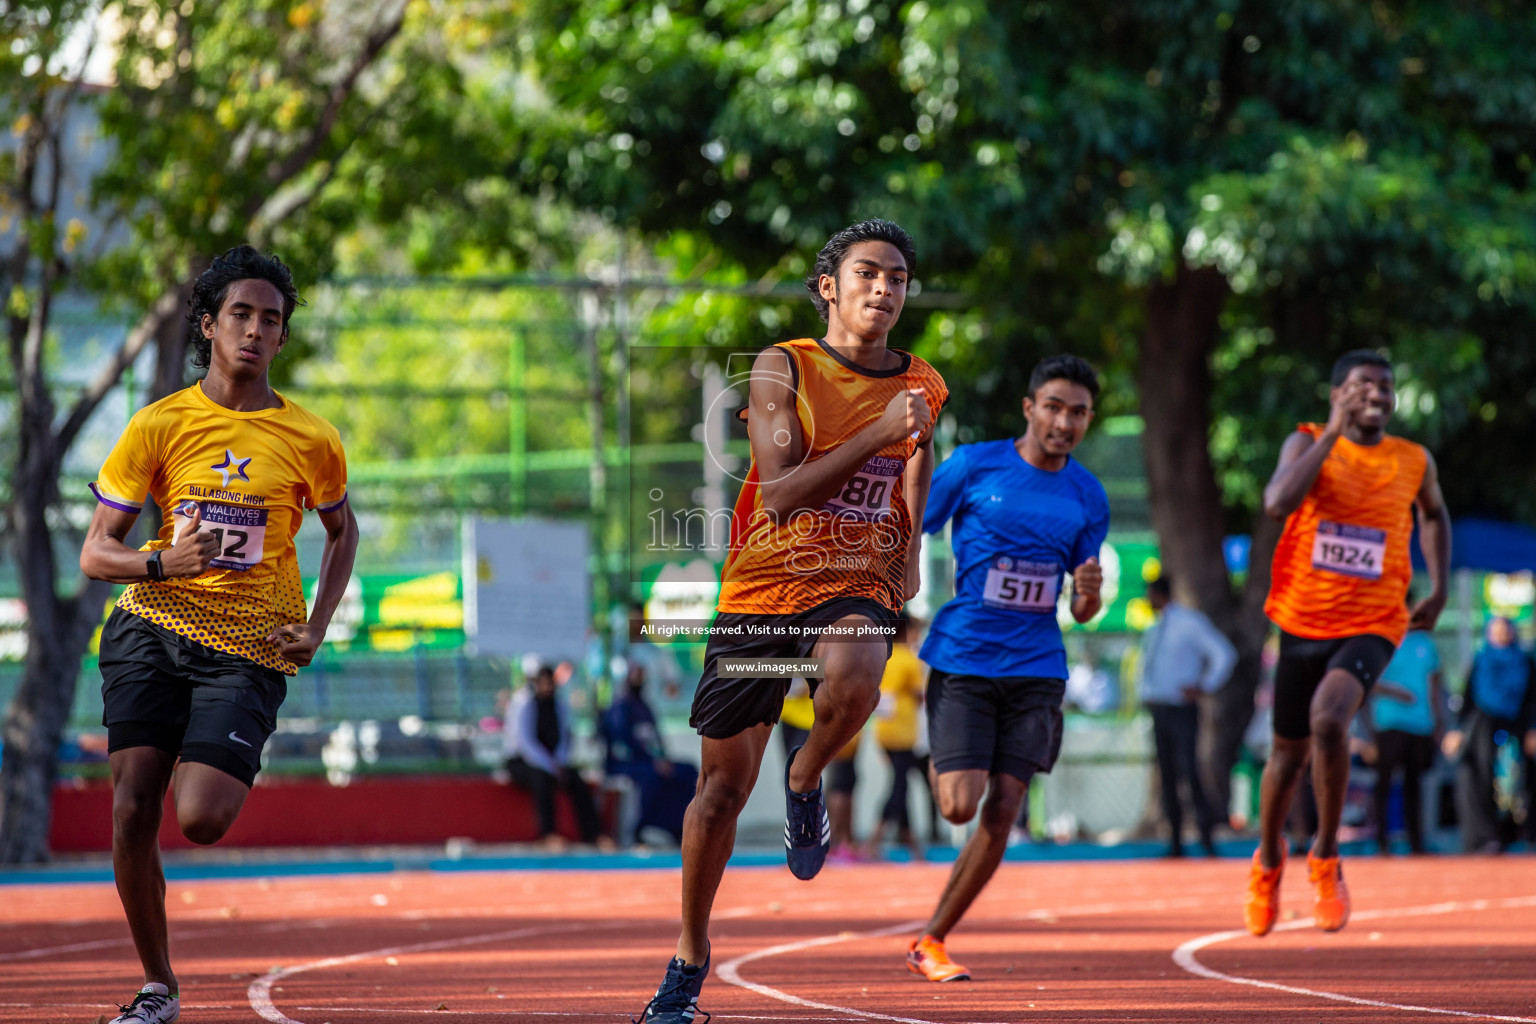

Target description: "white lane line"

left=0, top=1002, right=241, bottom=1010
left=717, top=891, right=1230, bottom=1024
left=1173, top=894, right=1536, bottom=1023
left=247, top=903, right=763, bottom=1024
left=718, top=920, right=943, bottom=1024
left=0, top=918, right=338, bottom=962
left=297, top=1010, right=863, bottom=1021
left=249, top=922, right=586, bottom=1024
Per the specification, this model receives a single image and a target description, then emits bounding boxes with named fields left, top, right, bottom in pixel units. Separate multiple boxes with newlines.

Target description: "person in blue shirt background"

left=503, top=664, right=613, bottom=850
left=602, top=662, right=699, bottom=846
left=1363, top=591, right=1444, bottom=854
left=903, top=354, right=1109, bottom=984
left=1442, top=616, right=1536, bottom=853
left=1140, top=576, right=1237, bottom=858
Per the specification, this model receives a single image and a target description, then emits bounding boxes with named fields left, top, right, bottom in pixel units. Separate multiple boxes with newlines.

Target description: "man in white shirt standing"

left=1140, top=576, right=1237, bottom=857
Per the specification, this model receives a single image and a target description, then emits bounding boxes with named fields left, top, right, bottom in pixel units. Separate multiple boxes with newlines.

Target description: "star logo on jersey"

left=211, top=449, right=253, bottom=488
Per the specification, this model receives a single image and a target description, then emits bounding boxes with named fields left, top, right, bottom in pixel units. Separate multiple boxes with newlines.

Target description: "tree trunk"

left=1137, top=262, right=1233, bottom=625
left=151, top=281, right=193, bottom=401
left=1137, top=261, right=1277, bottom=827
left=0, top=447, right=111, bottom=863
left=1206, top=511, right=1281, bottom=820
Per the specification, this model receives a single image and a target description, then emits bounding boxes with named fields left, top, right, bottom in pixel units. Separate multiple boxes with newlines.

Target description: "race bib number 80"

left=822, top=455, right=903, bottom=521
left=173, top=500, right=269, bottom=571
left=982, top=558, right=1062, bottom=613
left=1311, top=521, right=1385, bottom=580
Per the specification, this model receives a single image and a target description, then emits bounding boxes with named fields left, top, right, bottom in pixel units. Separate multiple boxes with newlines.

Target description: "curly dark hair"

left=1330, top=348, right=1392, bottom=386
left=187, top=245, right=304, bottom=369
left=803, top=219, right=917, bottom=323
left=1028, top=354, right=1100, bottom=400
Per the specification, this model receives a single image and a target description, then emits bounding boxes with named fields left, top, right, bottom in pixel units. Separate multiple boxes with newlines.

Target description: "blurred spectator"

left=626, top=602, right=687, bottom=707
left=504, top=664, right=614, bottom=851
left=1443, top=617, right=1536, bottom=853
left=913, top=694, right=942, bottom=845
left=1139, top=577, right=1235, bottom=857
left=827, top=731, right=862, bottom=862
left=778, top=676, right=815, bottom=758
left=865, top=619, right=927, bottom=860
left=1064, top=647, right=1117, bottom=713
left=1363, top=599, right=1444, bottom=854
left=601, top=662, right=699, bottom=845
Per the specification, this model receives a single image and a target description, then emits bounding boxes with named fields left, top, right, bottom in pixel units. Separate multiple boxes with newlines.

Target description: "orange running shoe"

left=1244, top=849, right=1284, bottom=937
left=906, top=935, right=971, bottom=982
left=1307, top=853, right=1350, bottom=932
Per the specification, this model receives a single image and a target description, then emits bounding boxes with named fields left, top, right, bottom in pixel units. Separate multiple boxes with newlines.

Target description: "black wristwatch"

left=145, top=550, right=166, bottom=582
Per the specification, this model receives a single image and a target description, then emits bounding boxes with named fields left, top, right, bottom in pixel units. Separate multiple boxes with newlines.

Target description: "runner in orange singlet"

left=1245, top=350, right=1451, bottom=938
left=636, top=220, right=947, bottom=1024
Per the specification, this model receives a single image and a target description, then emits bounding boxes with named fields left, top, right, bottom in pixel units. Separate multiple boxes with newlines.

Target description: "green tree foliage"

left=501, top=0, right=1536, bottom=809
left=0, top=0, right=499, bottom=861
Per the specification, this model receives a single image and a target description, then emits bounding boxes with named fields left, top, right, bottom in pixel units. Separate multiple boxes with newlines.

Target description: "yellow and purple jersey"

left=91, top=382, right=348, bottom=674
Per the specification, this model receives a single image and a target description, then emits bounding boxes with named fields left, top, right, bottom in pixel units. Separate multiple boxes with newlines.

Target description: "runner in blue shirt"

left=905, top=354, right=1110, bottom=983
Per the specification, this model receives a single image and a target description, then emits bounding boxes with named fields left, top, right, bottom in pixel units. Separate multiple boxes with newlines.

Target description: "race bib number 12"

left=173, top=500, right=268, bottom=571
left=982, top=558, right=1062, bottom=613
left=1311, top=521, right=1385, bottom=580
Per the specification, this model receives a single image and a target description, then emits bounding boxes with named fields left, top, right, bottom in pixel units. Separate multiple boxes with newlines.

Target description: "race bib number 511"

left=1311, top=521, right=1385, bottom=580
left=982, top=558, right=1062, bottom=613
left=173, top=500, right=268, bottom=571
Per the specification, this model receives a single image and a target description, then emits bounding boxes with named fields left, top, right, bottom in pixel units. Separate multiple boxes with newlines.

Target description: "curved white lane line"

left=0, top=918, right=337, bottom=963
left=1173, top=894, right=1536, bottom=1023
left=717, top=920, right=943, bottom=1024
left=716, top=893, right=1229, bottom=1024
left=246, top=902, right=761, bottom=1024
left=248, top=922, right=586, bottom=1024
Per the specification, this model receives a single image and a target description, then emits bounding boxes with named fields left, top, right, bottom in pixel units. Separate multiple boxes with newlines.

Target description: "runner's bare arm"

left=267, top=500, right=359, bottom=667
left=901, top=435, right=934, bottom=601
left=306, top=501, right=360, bottom=637
left=80, top=501, right=218, bottom=582
left=1408, top=451, right=1451, bottom=631
left=750, top=347, right=931, bottom=518
left=1262, top=381, right=1369, bottom=519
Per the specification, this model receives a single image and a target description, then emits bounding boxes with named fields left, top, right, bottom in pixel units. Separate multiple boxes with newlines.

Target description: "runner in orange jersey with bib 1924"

left=1245, top=349, right=1450, bottom=938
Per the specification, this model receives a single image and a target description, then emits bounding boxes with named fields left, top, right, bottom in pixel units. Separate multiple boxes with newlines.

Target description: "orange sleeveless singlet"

left=718, top=338, right=947, bottom=616
left=1265, top=423, right=1428, bottom=645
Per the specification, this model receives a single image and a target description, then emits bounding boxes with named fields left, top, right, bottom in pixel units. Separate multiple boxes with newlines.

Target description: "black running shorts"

left=1272, top=630, right=1396, bottom=741
left=926, top=670, right=1065, bottom=783
left=689, top=596, right=896, bottom=740
left=99, top=608, right=287, bottom=787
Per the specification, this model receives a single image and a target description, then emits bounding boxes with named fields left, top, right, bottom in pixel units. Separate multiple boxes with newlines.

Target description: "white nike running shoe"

left=110, top=983, right=179, bottom=1023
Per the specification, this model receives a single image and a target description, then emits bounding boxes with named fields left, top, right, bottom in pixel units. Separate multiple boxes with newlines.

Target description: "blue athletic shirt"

left=919, top=440, right=1110, bottom=680
left=1370, top=630, right=1439, bottom=736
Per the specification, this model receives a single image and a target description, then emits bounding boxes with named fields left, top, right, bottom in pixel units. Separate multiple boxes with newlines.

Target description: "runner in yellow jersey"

left=636, top=220, right=947, bottom=1024
left=80, top=246, right=358, bottom=1024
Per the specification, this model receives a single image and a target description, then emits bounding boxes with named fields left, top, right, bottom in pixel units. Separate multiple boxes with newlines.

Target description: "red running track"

left=2, top=854, right=1533, bottom=1023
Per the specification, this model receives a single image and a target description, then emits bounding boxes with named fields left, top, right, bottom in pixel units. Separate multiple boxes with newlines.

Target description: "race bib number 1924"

left=1311, top=521, right=1385, bottom=580
left=172, top=500, right=268, bottom=571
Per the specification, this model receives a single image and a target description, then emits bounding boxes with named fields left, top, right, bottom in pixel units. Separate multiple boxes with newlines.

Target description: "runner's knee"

left=1310, top=711, right=1349, bottom=748
left=936, top=782, right=982, bottom=823
left=112, top=783, right=164, bottom=839
left=178, top=803, right=238, bottom=845
left=979, top=784, right=1026, bottom=835
left=694, top=773, right=752, bottom=821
